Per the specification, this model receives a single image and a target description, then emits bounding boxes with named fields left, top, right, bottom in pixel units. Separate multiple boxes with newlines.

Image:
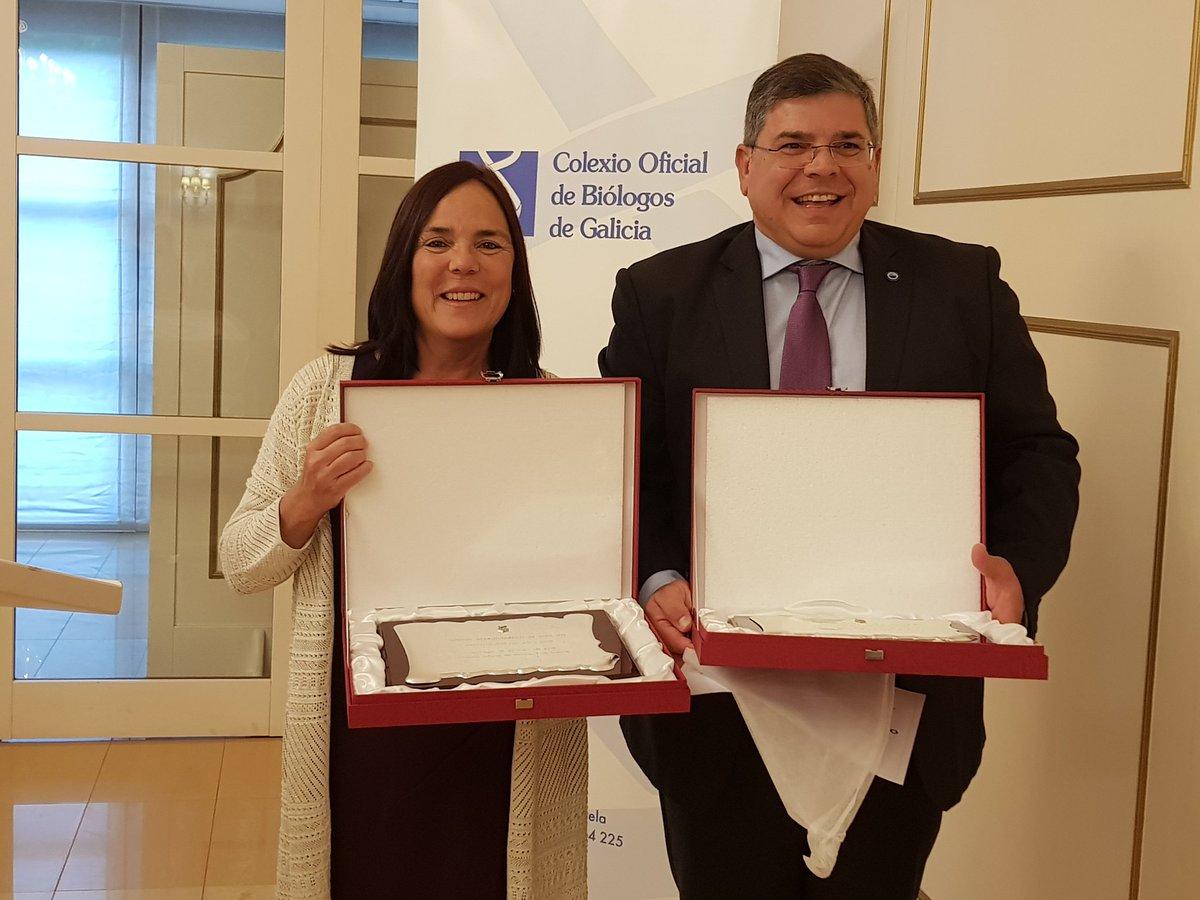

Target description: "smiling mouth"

left=792, top=193, right=844, bottom=208
left=441, top=291, right=483, bottom=302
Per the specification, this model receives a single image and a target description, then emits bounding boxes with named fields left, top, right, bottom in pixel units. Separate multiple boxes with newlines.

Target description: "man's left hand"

left=971, top=543, right=1024, bottom=624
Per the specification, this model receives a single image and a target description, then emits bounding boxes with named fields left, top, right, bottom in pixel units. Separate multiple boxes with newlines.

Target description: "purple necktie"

left=779, top=261, right=835, bottom=391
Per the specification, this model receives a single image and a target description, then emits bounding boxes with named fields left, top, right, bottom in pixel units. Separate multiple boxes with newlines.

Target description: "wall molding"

left=1026, top=316, right=1179, bottom=900
left=913, top=0, right=1200, bottom=204
left=924, top=317, right=1178, bottom=900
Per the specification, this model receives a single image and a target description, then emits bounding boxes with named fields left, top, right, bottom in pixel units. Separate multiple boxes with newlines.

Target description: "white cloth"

left=941, top=610, right=1033, bottom=644
left=684, top=602, right=1029, bottom=876
left=680, top=650, right=894, bottom=878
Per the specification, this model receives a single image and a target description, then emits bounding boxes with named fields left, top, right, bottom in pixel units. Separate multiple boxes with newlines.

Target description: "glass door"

left=3, top=0, right=417, bottom=740
left=3, top=0, right=335, bottom=738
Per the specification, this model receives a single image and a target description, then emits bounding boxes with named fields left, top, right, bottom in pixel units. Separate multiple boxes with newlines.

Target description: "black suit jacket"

left=598, top=219, right=1080, bottom=811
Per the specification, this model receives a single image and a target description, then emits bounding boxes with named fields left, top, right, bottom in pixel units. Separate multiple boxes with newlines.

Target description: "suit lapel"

left=860, top=220, right=913, bottom=391
left=711, top=224, right=771, bottom=388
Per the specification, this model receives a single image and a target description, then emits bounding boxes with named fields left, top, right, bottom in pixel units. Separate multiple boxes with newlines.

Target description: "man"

left=598, top=54, right=1080, bottom=898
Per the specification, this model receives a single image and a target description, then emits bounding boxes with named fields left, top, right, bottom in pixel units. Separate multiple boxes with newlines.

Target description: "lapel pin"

left=886, top=271, right=900, bottom=282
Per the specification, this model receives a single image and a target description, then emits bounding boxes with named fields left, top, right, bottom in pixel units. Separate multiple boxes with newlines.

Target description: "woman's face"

left=410, top=180, right=515, bottom=352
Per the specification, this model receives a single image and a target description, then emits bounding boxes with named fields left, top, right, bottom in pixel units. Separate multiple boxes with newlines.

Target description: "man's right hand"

left=646, top=578, right=694, bottom=654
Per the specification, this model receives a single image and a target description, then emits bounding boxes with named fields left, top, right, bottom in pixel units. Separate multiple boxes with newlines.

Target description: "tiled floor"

left=0, top=738, right=280, bottom=898
left=13, top=531, right=150, bottom=681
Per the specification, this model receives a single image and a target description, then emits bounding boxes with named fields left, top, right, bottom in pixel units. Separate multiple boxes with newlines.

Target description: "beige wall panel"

left=360, top=83, right=416, bottom=121
left=1137, top=370, right=1195, bottom=897
left=218, top=172, right=284, bottom=419
left=359, top=65, right=416, bottom=161
left=918, top=0, right=1195, bottom=193
left=361, top=58, right=416, bottom=86
left=11, top=680, right=271, bottom=738
left=150, top=50, right=284, bottom=678
left=354, top=60, right=417, bottom=337
left=177, top=183, right=219, bottom=414
left=183, top=72, right=284, bottom=152
left=923, top=332, right=1169, bottom=899
left=879, top=185, right=1200, bottom=328
left=174, top=437, right=270, bottom=631
left=360, top=123, right=415, bottom=159
left=778, top=0, right=888, bottom=102
left=356, top=175, right=412, bottom=341
left=883, top=3, right=1200, bottom=893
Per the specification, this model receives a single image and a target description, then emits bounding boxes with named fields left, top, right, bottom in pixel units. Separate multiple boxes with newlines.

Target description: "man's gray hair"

left=743, top=53, right=880, bottom=146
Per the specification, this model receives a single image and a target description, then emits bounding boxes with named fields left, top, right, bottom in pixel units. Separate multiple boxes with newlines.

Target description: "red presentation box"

left=691, top=389, right=1048, bottom=680
left=339, top=377, right=690, bottom=727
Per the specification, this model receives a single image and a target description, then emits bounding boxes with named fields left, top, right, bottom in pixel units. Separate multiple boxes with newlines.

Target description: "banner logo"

left=460, top=150, right=539, bottom=236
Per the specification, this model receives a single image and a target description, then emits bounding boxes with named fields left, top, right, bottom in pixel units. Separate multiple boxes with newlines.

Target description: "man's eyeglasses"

left=747, top=141, right=878, bottom=169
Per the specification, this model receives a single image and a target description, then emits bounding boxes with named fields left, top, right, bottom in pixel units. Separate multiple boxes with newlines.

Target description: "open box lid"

left=340, top=379, right=638, bottom=616
left=692, top=390, right=984, bottom=619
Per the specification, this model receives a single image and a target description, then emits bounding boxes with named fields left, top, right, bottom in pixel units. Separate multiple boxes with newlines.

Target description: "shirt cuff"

left=638, top=569, right=685, bottom=606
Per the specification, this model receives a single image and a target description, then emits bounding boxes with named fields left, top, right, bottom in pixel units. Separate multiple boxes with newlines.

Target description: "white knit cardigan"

left=219, top=353, right=588, bottom=899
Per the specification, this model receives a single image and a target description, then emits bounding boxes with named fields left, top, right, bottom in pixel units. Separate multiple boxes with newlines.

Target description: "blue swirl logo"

left=459, top=150, right=539, bottom=237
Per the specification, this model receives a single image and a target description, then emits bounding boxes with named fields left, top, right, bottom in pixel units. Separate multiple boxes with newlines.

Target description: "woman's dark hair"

left=328, top=160, right=542, bottom=379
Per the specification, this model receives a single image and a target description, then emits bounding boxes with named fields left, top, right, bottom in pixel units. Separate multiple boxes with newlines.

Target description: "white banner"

left=418, top=0, right=781, bottom=378
left=418, top=3, right=780, bottom=896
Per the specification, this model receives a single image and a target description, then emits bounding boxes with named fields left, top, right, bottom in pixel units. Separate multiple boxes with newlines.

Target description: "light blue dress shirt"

left=637, top=227, right=870, bottom=605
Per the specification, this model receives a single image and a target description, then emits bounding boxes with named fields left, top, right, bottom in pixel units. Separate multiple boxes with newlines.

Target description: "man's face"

left=736, top=92, right=881, bottom=259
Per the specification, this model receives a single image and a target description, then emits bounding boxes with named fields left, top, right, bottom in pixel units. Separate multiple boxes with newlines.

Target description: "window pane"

left=18, top=157, right=282, bottom=418
left=18, top=432, right=148, bottom=526
left=361, top=1, right=417, bottom=158
left=19, top=0, right=286, bottom=152
left=14, top=434, right=272, bottom=680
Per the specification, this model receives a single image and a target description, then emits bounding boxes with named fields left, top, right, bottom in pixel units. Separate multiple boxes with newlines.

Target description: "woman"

left=219, top=161, right=587, bottom=899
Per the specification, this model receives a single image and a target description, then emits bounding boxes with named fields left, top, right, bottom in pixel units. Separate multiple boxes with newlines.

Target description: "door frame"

left=0, top=1, right=376, bottom=738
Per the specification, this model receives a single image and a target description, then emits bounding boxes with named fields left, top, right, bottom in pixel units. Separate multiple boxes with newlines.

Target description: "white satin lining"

left=699, top=598, right=1033, bottom=645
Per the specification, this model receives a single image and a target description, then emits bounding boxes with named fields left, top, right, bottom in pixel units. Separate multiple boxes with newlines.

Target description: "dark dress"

left=327, top=352, right=515, bottom=899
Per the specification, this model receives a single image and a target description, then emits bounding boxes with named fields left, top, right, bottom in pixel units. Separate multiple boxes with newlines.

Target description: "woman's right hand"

left=279, top=423, right=373, bottom=548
